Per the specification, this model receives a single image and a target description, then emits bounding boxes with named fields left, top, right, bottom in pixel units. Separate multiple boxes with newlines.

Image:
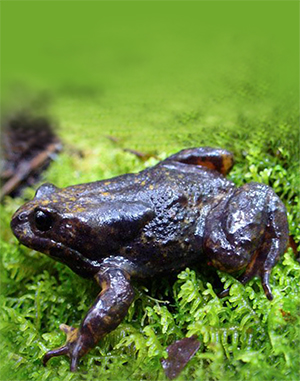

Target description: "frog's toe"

left=59, top=323, right=78, bottom=341
left=218, top=287, right=230, bottom=298
left=70, top=353, right=80, bottom=372
left=42, top=344, right=81, bottom=372
left=234, top=257, right=274, bottom=300
left=42, top=345, right=69, bottom=366
left=261, top=271, right=273, bottom=301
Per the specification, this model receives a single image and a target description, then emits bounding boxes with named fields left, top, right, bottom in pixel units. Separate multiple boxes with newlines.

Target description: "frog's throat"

left=47, top=241, right=101, bottom=277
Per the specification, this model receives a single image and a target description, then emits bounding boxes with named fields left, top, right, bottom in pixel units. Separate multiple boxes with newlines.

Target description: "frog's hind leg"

left=204, top=183, right=289, bottom=300
left=221, top=188, right=288, bottom=300
left=164, top=147, right=234, bottom=175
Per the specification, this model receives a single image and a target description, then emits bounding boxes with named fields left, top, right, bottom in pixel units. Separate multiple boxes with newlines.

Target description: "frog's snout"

left=11, top=209, right=29, bottom=240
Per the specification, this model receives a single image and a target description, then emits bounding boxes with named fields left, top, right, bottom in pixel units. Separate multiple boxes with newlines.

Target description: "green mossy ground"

left=1, top=105, right=299, bottom=381
left=1, top=2, right=299, bottom=381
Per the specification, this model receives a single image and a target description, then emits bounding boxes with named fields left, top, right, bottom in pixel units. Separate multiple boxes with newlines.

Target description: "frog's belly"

left=124, top=243, right=203, bottom=277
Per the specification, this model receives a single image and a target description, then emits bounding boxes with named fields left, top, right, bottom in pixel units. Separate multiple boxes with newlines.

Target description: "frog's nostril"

left=11, top=211, right=28, bottom=234
left=18, top=212, right=27, bottom=222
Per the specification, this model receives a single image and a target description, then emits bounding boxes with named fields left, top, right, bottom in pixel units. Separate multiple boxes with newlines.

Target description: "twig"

left=1, top=142, right=61, bottom=200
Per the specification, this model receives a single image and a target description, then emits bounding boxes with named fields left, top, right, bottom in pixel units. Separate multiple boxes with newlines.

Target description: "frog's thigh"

left=164, top=147, right=234, bottom=175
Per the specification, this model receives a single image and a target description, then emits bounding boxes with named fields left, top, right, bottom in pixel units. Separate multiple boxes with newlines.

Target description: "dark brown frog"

left=11, top=147, right=289, bottom=371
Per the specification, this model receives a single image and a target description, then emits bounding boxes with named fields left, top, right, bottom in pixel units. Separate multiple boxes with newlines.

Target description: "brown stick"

left=1, top=142, right=61, bottom=200
left=122, top=148, right=155, bottom=161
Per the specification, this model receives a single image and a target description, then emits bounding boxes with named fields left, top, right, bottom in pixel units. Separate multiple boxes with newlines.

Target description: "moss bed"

left=1, top=2, right=299, bottom=381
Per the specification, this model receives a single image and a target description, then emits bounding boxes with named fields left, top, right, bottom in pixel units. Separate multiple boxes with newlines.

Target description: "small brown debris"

left=105, top=135, right=121, bottom=143
left=161, top=335, right=200, bottom=379
left=123, top=148, right=154, bottom=161
left=289, top=236, right=299, bottom=257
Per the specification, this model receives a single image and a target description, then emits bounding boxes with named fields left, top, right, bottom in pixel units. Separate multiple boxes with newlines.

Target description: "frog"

left=11, top=147, right=289, bottom=371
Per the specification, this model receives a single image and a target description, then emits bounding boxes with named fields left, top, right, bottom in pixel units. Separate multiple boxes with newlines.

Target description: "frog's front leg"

left=163, top=147, right=234, bottom=175
left=43, top=265, right=135, bottom=371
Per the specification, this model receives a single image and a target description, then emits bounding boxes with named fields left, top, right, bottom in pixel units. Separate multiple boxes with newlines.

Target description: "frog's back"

left=89, top=161, right=235, bottom=277
left=57, top=159, right=233, bottom=206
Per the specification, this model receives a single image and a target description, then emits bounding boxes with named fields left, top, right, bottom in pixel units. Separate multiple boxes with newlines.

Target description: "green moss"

left=1, top=2, right=299, bottom=380
left=1, top=128, right=299, bottom=381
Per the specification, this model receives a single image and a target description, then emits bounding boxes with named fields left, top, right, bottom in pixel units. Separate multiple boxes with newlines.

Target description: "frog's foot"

left=218, top=259, right=273, bottom=300
left=43, top=324, right=86, bottom=372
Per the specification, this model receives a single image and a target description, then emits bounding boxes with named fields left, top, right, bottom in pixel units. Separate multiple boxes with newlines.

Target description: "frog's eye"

left=34, top=210, right=53, bottom=231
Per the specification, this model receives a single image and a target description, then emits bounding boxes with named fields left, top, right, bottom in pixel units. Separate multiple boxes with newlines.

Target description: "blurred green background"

left=1, top=1, right=299, bottom=381
left=2, top=1, right=298, bottom=152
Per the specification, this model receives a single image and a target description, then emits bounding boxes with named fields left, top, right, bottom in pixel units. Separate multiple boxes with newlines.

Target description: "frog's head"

left=11, top=182, right=108, bottom=277
left=11, top=182, right=154, bottom=277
